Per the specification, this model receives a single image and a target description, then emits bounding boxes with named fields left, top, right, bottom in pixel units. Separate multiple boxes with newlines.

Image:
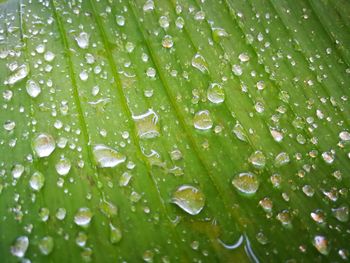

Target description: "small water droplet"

left=55, top=157, right=71, bottom=176
left=116, top=15, right=125, bottom=26
left=238, top=53, right=250, bottom=62
left=313, top=235, right=330, bottom=255
left=132, top=109, right=160, bottom=139
left=7, top=64, right=29, bottom=85
left=143, top=0, right=154, bottom=12
left=207, top=83, right=225, bottom=104
left=74, top=207, right=93, bottom=227
left=38, top=236, right=54, bottom=255
left=276, top=210, right=292, bottom=225
left=232, top=64, right=242, bottom=76
left=44, top=51, right=55, bottom=62
left=162, top=35, right=173, bottom=48
left=159, top=16, right=170, bottom=29
left=93, top=144, right=126, bottom=168
left=29, top=171, right=45, bottom=191
left=171, top=185, right=205, bottom=215
left=193, top=110, right=213, bottom=130
left=274, top=152, right=290, bottom=167
left=339, top=131, right=350, bottom=141
left=212, top=27, right=228, bottom=43
left=232, top=172, right=259, bottom=195
left=322, top=151, right=335, bottom=164
left=12, top=164, right=24, bottom=179
left=26, top=80, right=41, bottom=98
left=4, top=120, right=16, bottom=131
left=11, top=236, right=29, bottom=258
left=192, top=54, right=208, bottom=73
left=109, top=223, right=122, bottom=244
left=332, top=205, right=349, bottom=222
left=75, top=32, right=90, bottom=49
left=248, top=151, right=266, bottom=169
left=56, top=208, right=66, bottom=220
left=32, top=133, right=56, bottom=158
left=233, top=123, right=247, bottom=141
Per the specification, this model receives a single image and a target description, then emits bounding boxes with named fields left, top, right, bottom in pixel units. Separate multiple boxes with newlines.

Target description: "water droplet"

left=99, top=200, right=118, bottom=218
left=332, top=205, right=349, bottom=222
left=38, top=236, right=54, bottom=255
left=270, top=128, right=283, bottom=142
left=143, top=0, right=154, bottom=12
left=159, top=16, right=170, bottom=29
left=7, top=64, right=29, bottom=85
left=232, top=172, right=259, bottom=195
left=274, top=152, right=290, bottom=167
left=109, top=223, right=122, bottom=244
left=12, top=164, right=24, bottom=179
left=192, top=54, right=208, bottom=73
left=93, top=144, right=126, bottom=168
left=55, top=157, right=71, bottom=176
left=171, top=185, right=205, bottom=215
left=339, top=131, right=350, bottom=141
left=193, top=110, right=213, bottom=130
left=322, top=151, right=335, bottom=164
left=44, top=51, right=55, bottom=62
left=146, top=67, right=156, bottom=78
left=56, top=208, right=66, bottom=220
left=248, top=151, right=266, bottom=169
left=11, top=236, right=29, bottom=258
left=116, top=15, right=125, bottom=26
left=29, top=171, right=45, bottom=191
left=313, top=235, right=330, bottom=255
left=212, top=27, right=228, bottom=43
left=276, top=210, right=292, bottom=225
left=119, top=172, right=132, bottom=187
left=36, top=44, right=46, bottom=54
left=143, top=250, right=154, bottom=262
left=79, top=70, right=88, bottom=81
left=207, top=83, right=225, bottom=104
left=162, top=35, right=173, bottom=48
left=32, top=133, right=56, bottom=158
left=4, top=120, right=15, bottom=131
left=74, top=207, right=93, bottom=227
left=132, top=109, right=160, bottom=139
left=233, top=123, right=247, bottom=141
left=232, top=64, right=242, bottom=76
left=259, top=197, right=273, bottom=212
left=26, top=80, right=41, bottom=98
left=170, top=149, right=183, bottom=161
left=256, top=81, right=265, bottom=90
left=311, top=209, right=326, bottom=224
left=238, top=53, right=250, bottom=62
left=75, top=32, right=90, bottom=49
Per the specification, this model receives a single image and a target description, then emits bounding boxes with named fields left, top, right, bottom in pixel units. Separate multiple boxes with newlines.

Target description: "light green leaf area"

left=0, top=0, right=349, bottom=262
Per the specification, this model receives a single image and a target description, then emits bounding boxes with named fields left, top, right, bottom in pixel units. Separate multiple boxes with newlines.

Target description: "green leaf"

left=0, top=0, right=349, bottom=262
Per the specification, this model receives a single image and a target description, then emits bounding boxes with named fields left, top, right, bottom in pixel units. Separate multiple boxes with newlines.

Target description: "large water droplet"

left=26, top=80, right=41, bottom=98
left=38, top=236, right=54, bottom=255
left=29, top=171, right=45, bottom=191
left=32, top=133, right=56, bottom=158
left=233, top=123, right=247, bottom=141
left=132, top=109, right=160, bottom=139
left=193, top=110, right=213, bottom=130
left=74, top=207, right=93, bottom=227
left=75, top=32, right=90, bottom=49
left=12, top=164, right=24, bottom=179
left=192, top=54, right=208, bottom=73
left=171, top=185, right=205, bottom=215
left=7, top=64, right=29, bottom=85
left=339, top=131, right=350, bottom=141
left=274, top=152, right=290, bottom=167
left=207, top=83, right=225, bottom=104
left=232, top=172, right=259, bottom=195
left=93, top=144, right=126, bottom=168
left=11, top=236, right=29, bottom=258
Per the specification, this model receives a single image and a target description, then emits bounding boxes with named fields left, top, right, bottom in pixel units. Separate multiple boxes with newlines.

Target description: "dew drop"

left=143, top=0, right=154, bottom=12
left=171, top=185, right=205, bottom=215
left=322, top=151, right=335, bottom=164
left=93, top=144, right=126, bottom=168
left=276, top=210, right=292, bottom=225
left=11, top=236, right=29, bottom=258
left=248, top=151, right=266, bottom=169
left=56, top=208, right=66, bottom=220
left=109, top=223, right=122, bottom=244
left=75, top=32, right=90, bottom=49
left=4, top=120, right=15, bottom=131
left=7, top=64, right=29, bottom=85
left=55, top=157, right=71, bottom=176
left=193, top=110, right=213, bottom=130
left=238, top=53, right=250, bottom=62
left=32, top=133, right=56, bottom=158
left=339, top=131, right=350, bottom=141
left=26, top=80, right=41, bottom=98
left=232, top=64, right=242, bottom=76
left=232, top=172, right=259, bottom=195
left=116, top=15, right=125, bottom=26
left=132, top=109, right=160, bottom=139
left=233, top=123, right=247, bottom=141
left=332, top=205, right=349, bottom=222
left=74, top=207, right=93, bottom=227
left=38, top=236, right=54, bottom=255
left=44, top=51, right=55, bottom=62
left=274, top=152, right=290, bottom=167
left=212, top=27, right=228, bottom=43
left=207, top=83, right=225, bottom=104
left=12, top=164, right=24, bottom=179
left=191, top=54, right=208, bottom=73
left=29, top=171, right=45, bottom=191
left=313, top=235, right=330, bottom=255
left=162, top=35, right=173, bottom=48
